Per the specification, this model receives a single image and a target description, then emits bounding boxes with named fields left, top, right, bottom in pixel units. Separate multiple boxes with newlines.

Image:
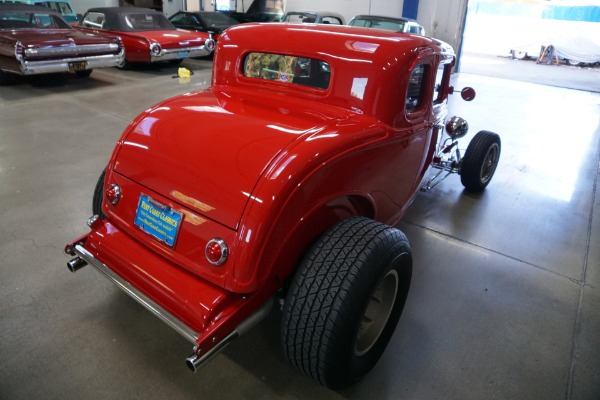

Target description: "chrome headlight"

left=445, top=116, right=469, bottom=139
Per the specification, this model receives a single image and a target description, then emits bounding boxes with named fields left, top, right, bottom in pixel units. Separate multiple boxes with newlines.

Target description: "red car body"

left=66, top=23, right=498, bottom=389
left=0, top=3, right=123, bottom=83
left=75, top=7, right=214, bottom=65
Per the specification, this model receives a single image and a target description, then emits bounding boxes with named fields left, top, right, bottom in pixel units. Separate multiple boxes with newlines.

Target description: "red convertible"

left=66, top=23, right=501, bottom=389
left=75, top=7, right=215, bottom=68
left=0, top=3, right=123, bottom=84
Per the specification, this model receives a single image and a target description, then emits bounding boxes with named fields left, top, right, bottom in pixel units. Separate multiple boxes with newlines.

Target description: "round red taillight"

left=205, top=238, right=228, bottom=266
left=105, top=184, right=121, bottom=205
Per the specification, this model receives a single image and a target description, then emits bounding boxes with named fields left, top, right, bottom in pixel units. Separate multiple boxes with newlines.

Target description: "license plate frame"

left=68, top=61, right=87, bottom=72
left=134, top=194, right=183, bottom=247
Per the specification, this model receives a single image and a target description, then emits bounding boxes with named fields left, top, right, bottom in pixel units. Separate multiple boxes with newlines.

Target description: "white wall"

left=71, top=0, right=117, bottom=14
left=417, top=0, right=468, bottom=56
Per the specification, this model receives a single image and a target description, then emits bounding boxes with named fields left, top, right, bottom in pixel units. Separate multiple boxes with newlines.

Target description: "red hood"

left=113, top=88, right=350, bottom=230
left=1, top=29, right=118, bottom=47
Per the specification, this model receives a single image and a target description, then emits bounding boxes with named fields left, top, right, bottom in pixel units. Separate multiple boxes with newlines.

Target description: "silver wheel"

left=512, top=50, right=527, bottom=60
left=355, top=269, right=399, bottom=356
left=480, top=142, right=500, bottom=185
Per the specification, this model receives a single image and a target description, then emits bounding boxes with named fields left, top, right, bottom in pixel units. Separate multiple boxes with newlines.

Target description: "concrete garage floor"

left=0, top=59, right=599, bottom=400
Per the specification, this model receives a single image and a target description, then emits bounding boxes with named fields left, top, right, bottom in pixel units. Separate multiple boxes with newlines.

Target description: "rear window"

left=243, top=52, right=330, bottom=90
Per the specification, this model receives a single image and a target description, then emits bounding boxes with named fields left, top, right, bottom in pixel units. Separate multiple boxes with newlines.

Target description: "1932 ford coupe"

left=65, top=23, right=501, bottom=389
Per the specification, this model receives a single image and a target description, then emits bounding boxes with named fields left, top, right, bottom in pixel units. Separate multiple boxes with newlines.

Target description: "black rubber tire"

left=281, top=216, right=412, bottom=390
left=460, top=130, right=501, bottom=192
left=92, top=169, right=106, bottom=219
left=75, top=69, right=93, bottom=78
left=0, top=70, right=14, bottom=85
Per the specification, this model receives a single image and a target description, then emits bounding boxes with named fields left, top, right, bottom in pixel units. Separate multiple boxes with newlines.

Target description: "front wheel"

left=281, top=217, right=412, bottom=390
left=460, top=130, right=501, bottom=192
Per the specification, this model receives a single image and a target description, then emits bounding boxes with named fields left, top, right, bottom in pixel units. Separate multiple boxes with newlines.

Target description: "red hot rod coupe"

left=65, top=23, right=501, bottom=389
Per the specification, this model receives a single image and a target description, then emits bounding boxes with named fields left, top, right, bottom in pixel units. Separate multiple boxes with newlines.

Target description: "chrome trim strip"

left=24, top=43, right=120, bottom=57
left=72, top=244, right=200, bottom=344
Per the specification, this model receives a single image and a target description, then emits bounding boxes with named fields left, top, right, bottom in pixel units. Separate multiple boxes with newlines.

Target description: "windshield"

left=123, top=12, right=174, bottom=31
left=349, top=18, right=405, bottom=32
left=202, top=12, right=236, bottom=25
left=0, top=11, right=71, bottom=29
left=283, top=12, right=317, bottom=23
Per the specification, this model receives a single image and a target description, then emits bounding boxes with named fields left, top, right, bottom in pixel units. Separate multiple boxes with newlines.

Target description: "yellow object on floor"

left=178, top=67, right=192, bottom=78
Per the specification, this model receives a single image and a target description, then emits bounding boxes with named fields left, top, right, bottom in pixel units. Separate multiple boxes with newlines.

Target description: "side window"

left=433, top=62, right=452, bottom=104
left=406, top=64, right=427, bottom=113
left=322, top=16, right=342, bottom=25
left=82, top=12, right=105, bottom=28
left=169, top=13, right=185, bottom=24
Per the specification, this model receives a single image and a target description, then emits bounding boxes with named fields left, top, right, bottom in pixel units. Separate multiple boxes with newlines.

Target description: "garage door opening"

left=459, top=0, right=600, bottom=92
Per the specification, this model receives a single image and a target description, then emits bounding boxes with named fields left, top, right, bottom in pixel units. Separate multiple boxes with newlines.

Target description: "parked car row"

left=0, top=4, right=215, bottom=84
left=0, top=3, right=427, bottom=85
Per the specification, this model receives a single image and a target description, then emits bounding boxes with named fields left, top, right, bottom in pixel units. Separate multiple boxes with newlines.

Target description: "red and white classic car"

left=75, top=7, right=215, bottom=68
left=0, top=3, right=123, bottom=84
left=65, top=23, right=501, bottom=389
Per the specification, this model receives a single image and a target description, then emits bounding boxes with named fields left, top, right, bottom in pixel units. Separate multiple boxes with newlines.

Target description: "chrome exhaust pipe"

left=186, top=298, right=273, bottom=372
left=67, top=257, right=87, bottom=272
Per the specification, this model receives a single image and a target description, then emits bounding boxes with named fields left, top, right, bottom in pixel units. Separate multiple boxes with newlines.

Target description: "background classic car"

left=0, top=3, right=123, bottom=84
left=66, top=24, right=500, bottom=389
left=349, top=14, right=425, bottom=35
left=168, top=10, right=238, bottom=40
left=75, top=7, right=215, bottom=68
left=281, top=10, right=345, bottom=24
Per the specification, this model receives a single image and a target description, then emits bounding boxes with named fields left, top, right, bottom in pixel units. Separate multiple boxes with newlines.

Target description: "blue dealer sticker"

left=134, top=194, right=182, bottom=247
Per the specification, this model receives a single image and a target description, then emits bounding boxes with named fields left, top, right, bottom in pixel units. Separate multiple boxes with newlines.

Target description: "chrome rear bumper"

left=17, top=50, right=124, bottom=75
left=70, top=243, right=200, bottom=343
left=150, top=45, right=212, bottom=62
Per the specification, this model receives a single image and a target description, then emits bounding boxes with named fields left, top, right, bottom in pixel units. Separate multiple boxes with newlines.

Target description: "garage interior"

left=1, top=0, right=599, bottom=399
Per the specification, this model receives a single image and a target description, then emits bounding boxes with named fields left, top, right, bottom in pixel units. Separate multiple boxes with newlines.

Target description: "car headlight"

left=445, top=116, right=469, bottom=139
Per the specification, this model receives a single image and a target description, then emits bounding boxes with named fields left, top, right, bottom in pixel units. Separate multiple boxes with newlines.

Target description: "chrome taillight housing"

left=14, top=42, right=25, bottom=62
left=105, top=183, right=121, bottom=205
left=149, top=42, right=162, bottom=56
left=205, top=37, right=216, bottom=52
left=205, top=238, right=228, bottom=266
